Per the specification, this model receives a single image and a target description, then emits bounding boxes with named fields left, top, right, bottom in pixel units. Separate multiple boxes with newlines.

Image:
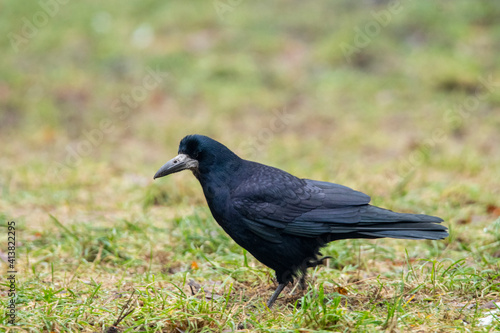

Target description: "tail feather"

left=285, top=205, right=448, bottom=240
left=360, top=205, right=443, bottom=223
left=355, top=205, right=448, bottom=240
left=359, top=229, right=448, bottom=240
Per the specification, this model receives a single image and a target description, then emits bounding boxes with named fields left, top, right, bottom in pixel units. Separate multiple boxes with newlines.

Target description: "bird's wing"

left=232, top=164, right=371, bottom=242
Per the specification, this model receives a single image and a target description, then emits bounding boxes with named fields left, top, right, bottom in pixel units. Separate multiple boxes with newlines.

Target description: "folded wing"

left=232, top=164, right=447, bottom=242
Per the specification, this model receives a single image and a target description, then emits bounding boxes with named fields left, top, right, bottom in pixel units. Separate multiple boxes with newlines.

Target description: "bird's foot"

left=306, top=255, right=332, bottom=268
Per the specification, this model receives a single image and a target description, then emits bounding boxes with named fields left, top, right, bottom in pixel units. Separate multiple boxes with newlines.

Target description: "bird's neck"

left=195, top=159, right=241, bottom=207
left=196, top=169, right=232, bottom=195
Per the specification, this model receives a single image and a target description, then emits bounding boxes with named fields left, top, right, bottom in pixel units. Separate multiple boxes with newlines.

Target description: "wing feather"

left=232, top=163, right=371, bottom=239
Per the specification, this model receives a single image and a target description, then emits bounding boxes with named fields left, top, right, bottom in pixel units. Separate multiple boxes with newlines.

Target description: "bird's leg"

left=299, top=269, right=307, bottom=291
left=307, top=256, right=332, bottom=268
left=266, top=283, right=286, bottom=308
left=299, top=255, right=332, bottom=291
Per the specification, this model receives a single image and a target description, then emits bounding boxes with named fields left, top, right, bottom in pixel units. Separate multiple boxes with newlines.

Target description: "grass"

left=1, top=0, right=500, bottom=331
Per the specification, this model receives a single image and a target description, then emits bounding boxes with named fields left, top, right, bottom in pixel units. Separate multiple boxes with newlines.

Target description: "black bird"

left=154, top=134, right=448, bottom=308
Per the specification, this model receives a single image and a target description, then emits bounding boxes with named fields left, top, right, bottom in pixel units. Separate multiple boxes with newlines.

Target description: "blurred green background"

left=1, top=0, right=500, bottom=331
left=2, top=0, right=499, bottom=224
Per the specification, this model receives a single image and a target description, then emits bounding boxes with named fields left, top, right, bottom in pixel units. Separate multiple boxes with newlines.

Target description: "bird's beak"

left=153, top=154, right=199, bottom=179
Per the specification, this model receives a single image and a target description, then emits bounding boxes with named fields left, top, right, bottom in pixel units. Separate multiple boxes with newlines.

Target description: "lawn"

left=1, top=0, right=500, bottom=332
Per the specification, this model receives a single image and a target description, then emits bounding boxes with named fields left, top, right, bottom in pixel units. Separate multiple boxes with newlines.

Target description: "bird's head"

left=153, top=134, right=240, bottom=180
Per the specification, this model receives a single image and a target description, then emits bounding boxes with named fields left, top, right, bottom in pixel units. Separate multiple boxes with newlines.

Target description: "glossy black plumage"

left=154, top=134, right=448, bottom=307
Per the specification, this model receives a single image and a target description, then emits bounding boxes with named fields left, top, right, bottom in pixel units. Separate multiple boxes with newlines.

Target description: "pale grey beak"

left=153, top=154, right=199, bottom=179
